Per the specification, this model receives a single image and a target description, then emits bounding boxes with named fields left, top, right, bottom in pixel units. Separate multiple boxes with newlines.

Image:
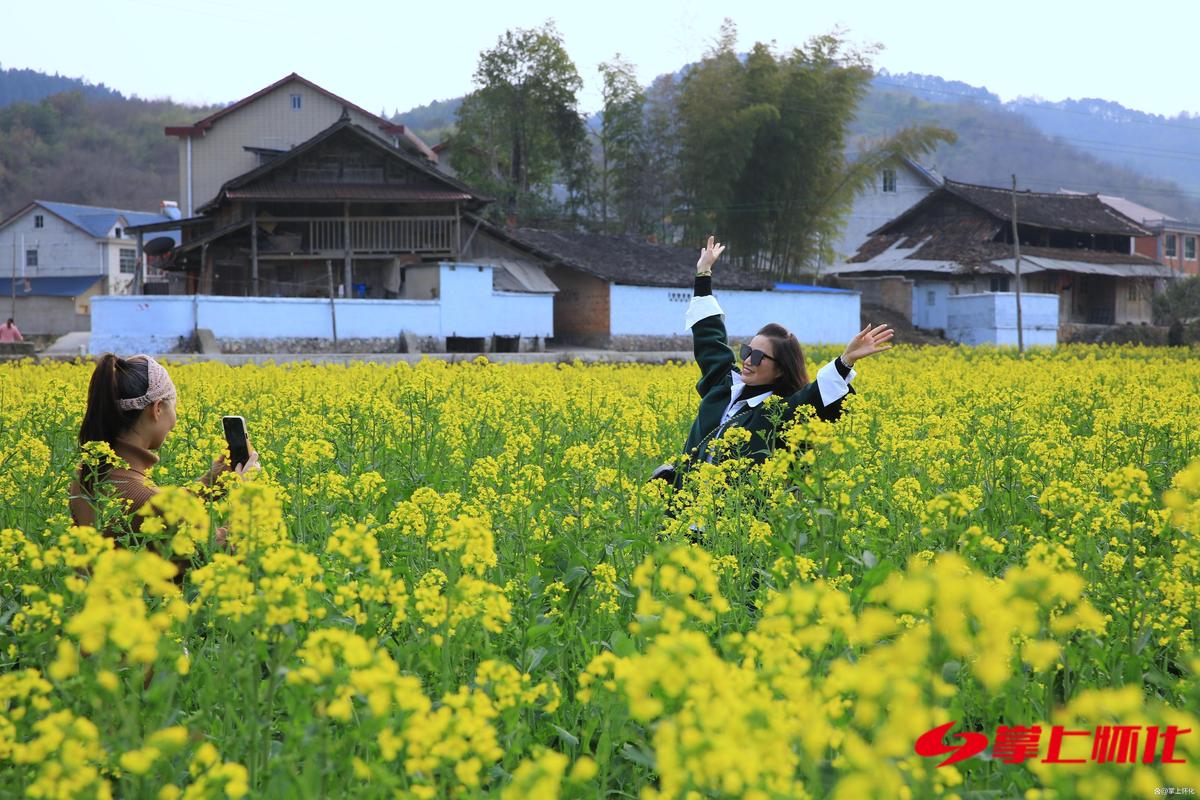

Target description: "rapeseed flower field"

left=1, top=345, right=1198, bottom=798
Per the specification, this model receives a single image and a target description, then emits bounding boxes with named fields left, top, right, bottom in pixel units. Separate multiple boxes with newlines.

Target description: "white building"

left=0, top=200, right=178, bottom=335
left=166, top=73, right=436, bottom=216
left=828, top=156, right=942, bottom=265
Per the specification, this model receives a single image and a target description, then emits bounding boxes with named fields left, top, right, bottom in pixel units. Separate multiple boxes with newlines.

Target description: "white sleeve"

left=684, top=295, right=725, bottom=330
left=815, top=359, right=856, bottom=407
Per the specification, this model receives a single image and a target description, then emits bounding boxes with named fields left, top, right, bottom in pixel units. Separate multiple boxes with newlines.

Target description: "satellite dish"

left=144, top=236, right=175, bottom=256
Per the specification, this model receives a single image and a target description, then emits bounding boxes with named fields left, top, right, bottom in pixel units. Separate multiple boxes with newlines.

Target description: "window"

left=34, top=214, right=43, bottom=228
left=290, top=93, right=302, bottom=110
left=989, top=276, right=1010, bottom=292
left=1128, top=282, right=1139, bottom=301
left=926, top=290, right=936, bottom=306
left=25, top=249, right=37, bottom=267
left=881, top=168, right=897, bottom=193
left=1186, top=236, right=1197, bottom=261
left=114, top=227, right=122, bottom=239
left=119, top=248, right=137, bottom=274
left=1165, top=234, right=1177, bottom=258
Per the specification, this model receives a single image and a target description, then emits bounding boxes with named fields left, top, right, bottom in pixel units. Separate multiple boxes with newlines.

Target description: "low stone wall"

left=208, top=335, right=545, bottom=355
left=216, top=336, right=441, bottom=355
left=609, top=335, right=694, bottom=352
left=605, top=333, right=806, bottom=351
left=0, top=341, right=37, bottom=360
left=1059, top=323, right=1169, bottom=345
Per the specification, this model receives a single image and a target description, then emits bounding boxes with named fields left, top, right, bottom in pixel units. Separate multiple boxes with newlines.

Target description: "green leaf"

left=552, top=724, right=580, bottom=748
left=610, top=630, right=637, bottom=658
left=620, top=743, right=656, bottom=769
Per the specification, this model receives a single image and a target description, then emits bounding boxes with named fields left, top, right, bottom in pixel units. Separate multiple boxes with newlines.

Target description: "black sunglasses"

left=739, top=343, right=776, bottom=366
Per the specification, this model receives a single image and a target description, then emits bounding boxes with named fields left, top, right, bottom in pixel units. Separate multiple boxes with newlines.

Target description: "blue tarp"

left=0, top=275, right=104, bottom=297
left=773, top=282, right=854, bottom=294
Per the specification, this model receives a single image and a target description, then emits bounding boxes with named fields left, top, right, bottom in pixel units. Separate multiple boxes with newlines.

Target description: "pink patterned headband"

left=117, top=355, right=177, bottom=411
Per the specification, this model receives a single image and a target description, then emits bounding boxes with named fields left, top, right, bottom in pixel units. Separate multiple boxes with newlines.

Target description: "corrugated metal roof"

left=829, top=260, right=962, bottom=275
left=0, top=275, right=104, bottom=297
left=479, top=258, right=559, bottom=293
left=992, top=256, right=1175, bottom=278
left=223, top=185, right=472, bottom=202
left=829, top=238, right=965, bottom=275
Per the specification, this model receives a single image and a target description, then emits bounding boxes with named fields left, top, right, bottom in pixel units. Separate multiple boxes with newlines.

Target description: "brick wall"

left=835, top=276, right=913, bottom=321
left=547, top=266, right=610, bottom=346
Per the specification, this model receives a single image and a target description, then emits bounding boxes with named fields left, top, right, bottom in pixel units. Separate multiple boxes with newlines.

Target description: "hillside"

left=1, top=63, right=1196, bottom=224
left=875, top=71, right=1200, bottom=207
left=0, top=65, right=123, bottom=107
left=0, top=90, right=217, bottom=216
left=853, top=81, right=1200, bottom=219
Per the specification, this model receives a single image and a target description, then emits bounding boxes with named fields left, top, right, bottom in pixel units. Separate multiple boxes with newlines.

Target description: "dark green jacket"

left=680, top=308, right=854, bottom=470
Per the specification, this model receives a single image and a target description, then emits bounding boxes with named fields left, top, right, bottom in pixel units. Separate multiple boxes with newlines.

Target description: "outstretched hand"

left=841, top=323, right=894, bottom=366
left=696, top=235, right=726, bottom=275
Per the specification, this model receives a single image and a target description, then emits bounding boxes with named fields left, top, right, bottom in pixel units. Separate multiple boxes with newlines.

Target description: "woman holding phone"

left=662, top=236, right=894, bottom=482
left=69, top=353, right=259, bottom=545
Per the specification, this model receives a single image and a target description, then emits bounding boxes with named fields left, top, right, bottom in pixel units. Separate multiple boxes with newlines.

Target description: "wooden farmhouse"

left=829, top=179, right=1174, bottom=340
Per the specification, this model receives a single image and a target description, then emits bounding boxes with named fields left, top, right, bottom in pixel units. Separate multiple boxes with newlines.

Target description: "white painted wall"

left=946, top=292, right=1059, bottom=346
left=437, top=264, right=554, bottom=337
left=829, top=160, right=938, bottom=262
left=610, top=284, right=861, bottom=345
left=912, top=280, right=954, bottom=330
left=90, top=263, right=554, bottom=353
left=0, top=207, right=146, bottom=293
left=1, top=208, right=104, bottom=282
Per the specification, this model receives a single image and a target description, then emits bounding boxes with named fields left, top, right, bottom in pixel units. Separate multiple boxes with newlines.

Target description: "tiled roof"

left=0, top=200, right=180, bottom=244
left=223, top=185, right=472, bottom=202
left=473, top=217, right=777, bottom=290
left=875, top=180, right=1150, bottom=238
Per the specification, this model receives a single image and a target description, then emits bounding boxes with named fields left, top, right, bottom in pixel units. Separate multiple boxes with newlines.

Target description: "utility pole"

left=10, top=234, right=16, bottom=321
left=1011, top=174, right=1025, bottom=354
left=326, top=259, right=339, bottom=350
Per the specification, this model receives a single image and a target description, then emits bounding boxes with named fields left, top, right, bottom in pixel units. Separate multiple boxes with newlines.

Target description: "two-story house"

left=0, top=200, right=178, bottom=336
left=166, top=73, right=436, bottom=216
left=828, top=179, right=1174, bottom=341
left=1083, top=194, right=1200, bottom=277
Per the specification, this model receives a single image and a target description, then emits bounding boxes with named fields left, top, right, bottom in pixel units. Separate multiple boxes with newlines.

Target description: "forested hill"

left=0, top=90, right=217, bottom=217
left=870, top=71, right=1200, bottom=218
left=0, top=65, right=123, bottom=107
left=1, top=64, right=1196, bottom=221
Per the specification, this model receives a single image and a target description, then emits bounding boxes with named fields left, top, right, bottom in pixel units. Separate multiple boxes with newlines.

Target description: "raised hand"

left=696, top=235, right=726, bottom=276
left=841, top=323, right=895, bottom=366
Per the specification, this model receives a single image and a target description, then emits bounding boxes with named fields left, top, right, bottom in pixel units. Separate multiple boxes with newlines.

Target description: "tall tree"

left=674, top=22, right=954, bottom=278
left=642, top=74, right=682, bottom=242
left=452, top=21, right=587, bottom=223
left=597, top=55, right=649, bottom=232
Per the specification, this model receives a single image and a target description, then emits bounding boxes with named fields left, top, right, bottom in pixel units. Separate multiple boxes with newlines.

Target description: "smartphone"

left=222, top=416, right=251, bottom=469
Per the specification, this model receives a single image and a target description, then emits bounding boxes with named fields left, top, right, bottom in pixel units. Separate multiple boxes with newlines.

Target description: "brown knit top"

left=68, top=439, right=223, bottom=536
left=69, top=438, right=162, bottom=533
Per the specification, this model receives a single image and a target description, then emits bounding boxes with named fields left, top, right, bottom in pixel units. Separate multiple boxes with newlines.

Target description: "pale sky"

left=3, top=0, right=1197, bottom=119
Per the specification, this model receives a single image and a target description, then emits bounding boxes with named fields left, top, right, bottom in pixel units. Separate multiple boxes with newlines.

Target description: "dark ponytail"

left=78, top=354, right=150, bottom=447
left=756, top=323, right=808, bottom=396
